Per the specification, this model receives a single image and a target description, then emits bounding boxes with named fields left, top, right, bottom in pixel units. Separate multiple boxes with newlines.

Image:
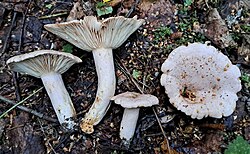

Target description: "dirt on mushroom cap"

left=160, top=43, right=242, bottom=119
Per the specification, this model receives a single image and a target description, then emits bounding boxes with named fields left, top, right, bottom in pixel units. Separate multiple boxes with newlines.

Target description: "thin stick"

left=0, top=95, right=58, bottom=123
left=1, top=12, right=17, bottom=56
left=38, top=119, right=57, bottom=154
left=115, top=56, right=171, bottom=153
left=38, top=12, right=68, bottom=19
left=125, top=0, right=141, bottom=18
left=12, top=72, right=21, bottom=101
left=152, top=107, right=171, bottom=154
left=18, top=0, right=32, bottom=52
left=114, top=59, right=143, bottom=93
left=12, top=0, right=32, bottom=101
left=0, top=87, right=43, bottom=119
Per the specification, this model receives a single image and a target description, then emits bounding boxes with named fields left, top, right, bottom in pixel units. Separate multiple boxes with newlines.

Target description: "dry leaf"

left=170, top=32, right=183, bottom=40
left=238, top=36, right=250, bottom=64
left=67, top=2, right=85, bottom=21
left=161, top=140, right=183, bottom=154
left=203, top=8, right=236, bottom=48
left=108, top=0, right=122, bottom=7
left=138, top=0, right=174, bottom=27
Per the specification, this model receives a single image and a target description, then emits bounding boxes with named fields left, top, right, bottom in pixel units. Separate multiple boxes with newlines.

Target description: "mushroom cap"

left=160, top=43, right=241, bottom=119
left=7, top=50, right=82, bottom=78
left=44, top=16, right=145, bottom=51
left=111, top=92, right=159, bottom=108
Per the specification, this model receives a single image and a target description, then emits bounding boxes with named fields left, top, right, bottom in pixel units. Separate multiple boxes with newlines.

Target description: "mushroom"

left=6, top=50, right=82, bottom=130
left=44, top=16, right=144, bottom=133
left=111, top=92, right=159, bottom=145
left=160, top=43, right=242, bottom=119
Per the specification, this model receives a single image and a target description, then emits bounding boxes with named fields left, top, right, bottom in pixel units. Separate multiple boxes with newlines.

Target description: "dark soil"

left=0, top=0, right=249, bottom=153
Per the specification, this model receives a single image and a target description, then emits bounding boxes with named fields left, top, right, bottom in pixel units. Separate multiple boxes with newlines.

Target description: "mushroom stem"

left=81, top=48, right=116, bottom=133
left=41, top=72, right=76, bottom=130
left=120, top=108, right=140, bottom=145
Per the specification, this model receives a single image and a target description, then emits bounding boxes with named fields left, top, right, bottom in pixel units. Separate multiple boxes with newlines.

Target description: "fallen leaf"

left=67, top=2, right=85, bottom=21
left=238, top=35, right=250, bottom=64
left=170, top=32, right=183, bottom=40
left=161, top=140, right=183, bottom=154
left=138, top=0, right=174, bottom=27
left=203, top=8, right=236, bottom=48
left=107, top=0, right=122, bottom=7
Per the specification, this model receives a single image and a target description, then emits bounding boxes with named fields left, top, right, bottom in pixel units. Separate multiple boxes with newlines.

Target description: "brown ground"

left=0, top=0, right=249, bottom=153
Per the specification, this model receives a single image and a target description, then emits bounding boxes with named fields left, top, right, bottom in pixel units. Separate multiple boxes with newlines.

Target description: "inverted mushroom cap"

left=160, top=43, right=241, bottom=119
left=44, top=16, right=145, bottom=51
left=7, top=50, right=82, bottom=78
left=111, top=92, right=159, bottom=108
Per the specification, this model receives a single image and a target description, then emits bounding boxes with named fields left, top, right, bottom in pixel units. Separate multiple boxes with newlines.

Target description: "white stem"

left=80, top=48, right=115, bottom=134
left=120, top=108, right=140, bottom=145
left=41, top=73, right=76, bottom=130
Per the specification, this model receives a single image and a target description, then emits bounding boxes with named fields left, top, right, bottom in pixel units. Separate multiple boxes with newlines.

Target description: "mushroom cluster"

left=7, top=50, right=82, bottom=130
left=5, top=13, right=243, bottom=149
left=44, top=16, right=144, bottom=133
left=161, top=43, right=242, bottom=119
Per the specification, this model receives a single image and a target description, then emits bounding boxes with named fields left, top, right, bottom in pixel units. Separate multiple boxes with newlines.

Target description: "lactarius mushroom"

left=7, top=50, right=82, bottom=130
left=44, top=16, right=144, bottom=133
left=160, top=43, right=242, bottom=119
left=111, top=92, right=159, bottom=145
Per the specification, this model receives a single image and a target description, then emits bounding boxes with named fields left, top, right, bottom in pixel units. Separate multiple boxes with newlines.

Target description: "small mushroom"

left=7, top=50, right=82, bottom=130
left=44, top=16, right=144, bottom=133
left=160, top=43, right=242, bottom=119
left=111, top=92, right=159, bottom=145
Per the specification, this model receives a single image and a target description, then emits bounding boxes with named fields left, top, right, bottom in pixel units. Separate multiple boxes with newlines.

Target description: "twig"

left=38, top=12, right=68, bottom=19
left=0, top=95, right=58, bottom=123
left=115, top=56, right=171, bottom=153
left=12, top=72, right=21, bottom=101
left=1, top=11, right=17, bottom=56
left=0, top=87, right=43, bottom=119
left=125, top=0, right=141, bottom=18
left=152, top=107, right=171, bottom=154
left=38, top=119, right=57, bottom=154
left=0, top=6, right=23, bottom=102
left=18, top=0, right=32, bottom=52
left=12, top=1, right=33, bottom=102
left=0, top=84, right=7, bottom=91
left=6, top=124, right=25, bottom=131
left=114, top=58, right=143, bottom=93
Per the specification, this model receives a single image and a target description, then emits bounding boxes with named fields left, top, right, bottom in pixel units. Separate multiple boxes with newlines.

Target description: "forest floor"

left=0, top=0, right=250, bottom=153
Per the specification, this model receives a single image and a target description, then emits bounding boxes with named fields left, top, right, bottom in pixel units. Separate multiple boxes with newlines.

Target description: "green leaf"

left=241, top=73, right=250, bottom=83
left=179, top=22, right=188, bottom=31
left=62, top=44, right=73, bottom=53
left=241, top=25, right=250, bottom=33
left=45, top=4, right=53, bottom=9
left=225, top=136, right=250, bottom=154
left=96, top=2, right=113, bottom=17
left=153, top=26, right=172, bottom=43
left=96, top=2, right=106, bottom=8
left=132, top=69, right=142, bottom=80
left=184, top=0, right=193, bottom=6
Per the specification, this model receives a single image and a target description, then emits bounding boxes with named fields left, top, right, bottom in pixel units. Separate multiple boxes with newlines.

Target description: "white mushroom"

left=111, top=92, right=159, bottom=145
left=7, top=50, right=82, bottom=130
left=44, top=16, right=144, bottom=133
left=160, top=43, right=242, bottom=119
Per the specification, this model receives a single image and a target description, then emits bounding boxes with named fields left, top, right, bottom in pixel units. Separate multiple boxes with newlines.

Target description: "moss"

left=225, top=136, right=250, bottom=154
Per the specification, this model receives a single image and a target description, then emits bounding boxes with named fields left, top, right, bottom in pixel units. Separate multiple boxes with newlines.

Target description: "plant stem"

left=0, top=87, right=43, bottom=119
